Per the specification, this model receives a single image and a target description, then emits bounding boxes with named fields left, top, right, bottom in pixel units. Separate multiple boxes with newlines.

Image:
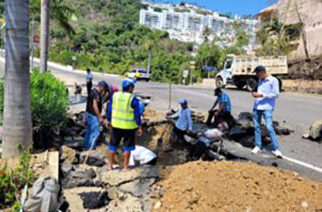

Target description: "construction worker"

left=165, top=99, right=193, bottom=152
left=251, top=65, right=282, bottom=158
left=206, top=88, right=232, bottom=127
left=86, top=68, right=93, bottom=96
left=106, top=78, right=142, bottom=170
left=85, top=81, right=109, bottom=150
left=129, top=145, right=157, bottom=167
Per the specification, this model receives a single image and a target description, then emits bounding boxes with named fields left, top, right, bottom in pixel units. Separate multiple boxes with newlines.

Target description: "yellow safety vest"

left=111, top=92, right=138, bottom=130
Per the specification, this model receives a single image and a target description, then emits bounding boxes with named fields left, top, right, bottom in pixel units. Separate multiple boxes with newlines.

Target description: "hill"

left=46, top=0, right=192, bottom=83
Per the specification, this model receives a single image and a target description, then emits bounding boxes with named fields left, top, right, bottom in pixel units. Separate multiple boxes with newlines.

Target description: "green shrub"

left=0, top=152, right=34, bottom=209
left=30, top=69, right=69, bottom=133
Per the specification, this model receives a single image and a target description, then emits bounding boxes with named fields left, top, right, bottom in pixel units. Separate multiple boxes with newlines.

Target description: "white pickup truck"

left=215, top=55, right=288, bottom=91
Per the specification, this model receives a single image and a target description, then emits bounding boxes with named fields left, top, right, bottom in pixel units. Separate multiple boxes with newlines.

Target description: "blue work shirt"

left=86, top=72, right=93, bottom=82
left=171, top=108, right=193, bottom=131
left=253, top=75, right=280, bottom=111
left=217, top=92, right=232, bottom=112
left=107, top=93, right=142, bottom=126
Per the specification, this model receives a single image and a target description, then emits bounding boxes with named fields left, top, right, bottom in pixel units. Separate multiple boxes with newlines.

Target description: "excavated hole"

left=79, top=191, right=110, bottom=209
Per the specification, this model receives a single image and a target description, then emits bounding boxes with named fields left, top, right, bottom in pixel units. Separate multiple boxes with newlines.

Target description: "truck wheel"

left=235, top=81, right=246, bottom=90
left=246, top=78, right=257, bottom=92
left=216, top=77, right=225, bottom=88
left=277, top=77, right=283, bottom=91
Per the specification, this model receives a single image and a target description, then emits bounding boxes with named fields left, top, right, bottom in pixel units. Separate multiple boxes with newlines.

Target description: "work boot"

left=251, top=146, right=261, bottom=154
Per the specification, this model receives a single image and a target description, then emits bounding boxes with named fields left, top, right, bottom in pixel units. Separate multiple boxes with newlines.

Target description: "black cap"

left=214, top=88, right=222, bottom=96
left=253, top=65, right=266, bottom=73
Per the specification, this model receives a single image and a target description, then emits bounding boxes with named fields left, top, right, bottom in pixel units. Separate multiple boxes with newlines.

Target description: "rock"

left=101, top=166, right=159, bottom=186
left=60, top=146, right=78, bottom=164
left=70, top=168, right=96, bottom=179
left=79, top=191, right=110, bottom=209
left=275, top=126, right=291, bottom=135
left=240, top=136, right=255, bottom=148
left=62, top=178, right=103, bottom=189
left=61, top=163, right=74, bottom=177
left=301, top=201, right=309, bottom=208
left=154, top=201, right=162, bottom=210
left=119, top=178, right=156, bottom=197
left=238, top=112, right=253, bottom=120
left=64, top=187, right=107, bottom=211
left=79, top=151, right=106, bottom=167
left=228, top=125, right=245, bottom=140
left=302, top=133, right=310, bottom=139
left=237, top=119, right=253, bottom=130
left=308, top=120, right=322, bottom=141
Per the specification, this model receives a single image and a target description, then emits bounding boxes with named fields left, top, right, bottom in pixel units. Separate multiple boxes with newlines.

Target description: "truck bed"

left=232, top=56, right=288, bottom=76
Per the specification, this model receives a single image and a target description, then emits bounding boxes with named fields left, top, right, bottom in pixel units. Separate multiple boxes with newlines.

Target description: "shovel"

left=157, top=123, right=169, bottom=147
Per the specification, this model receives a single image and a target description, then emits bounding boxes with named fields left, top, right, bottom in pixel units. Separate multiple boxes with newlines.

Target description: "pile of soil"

left=153, top=161, right=322, bottom=212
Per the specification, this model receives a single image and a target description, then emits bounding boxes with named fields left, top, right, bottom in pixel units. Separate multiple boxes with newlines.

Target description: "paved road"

left=1, top=60, right=322, bottom=178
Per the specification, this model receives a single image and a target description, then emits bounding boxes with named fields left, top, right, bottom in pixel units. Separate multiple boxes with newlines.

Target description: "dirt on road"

left=153, top=161, right=322, bottom=212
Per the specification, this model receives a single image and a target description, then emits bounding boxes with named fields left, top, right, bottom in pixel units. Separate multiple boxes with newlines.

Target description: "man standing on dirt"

left=85, top=81, right=109, bottom=150
left=206, top=88, right=232, bottom=127
left=251, top=65, right=282, bottom=158
left=165, top=99, right=193, bottom=152
left=106, top=78, right=143, bottom=170
left=86, top=68, right=93, bottom=96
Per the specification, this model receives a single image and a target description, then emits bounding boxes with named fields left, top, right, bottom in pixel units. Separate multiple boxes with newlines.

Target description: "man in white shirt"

left=251, top=65, right=282, bottom=158
left=165, top=99, right=193, bottom=152
left=129, top=145, right=157, bottom=166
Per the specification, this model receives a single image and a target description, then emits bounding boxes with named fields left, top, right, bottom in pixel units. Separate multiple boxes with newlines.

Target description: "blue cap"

left=122, top=78, right=136, bottom=89
left=253, top=65, right=266, bottom=73
left=179, top=99, right=188, bottom=105
left=99, top=80, right=109, bottom=89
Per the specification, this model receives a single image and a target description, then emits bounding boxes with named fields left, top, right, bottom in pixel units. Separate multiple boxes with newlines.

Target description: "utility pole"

left=168, top=82, right=172, bottom=109
left=40, top=0, right=50, bottom=73
left=147, top=48, right=151, bottom=75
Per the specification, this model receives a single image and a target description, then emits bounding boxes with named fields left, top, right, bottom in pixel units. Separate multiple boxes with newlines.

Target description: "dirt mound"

left=153, top=161, right=322, bottom=212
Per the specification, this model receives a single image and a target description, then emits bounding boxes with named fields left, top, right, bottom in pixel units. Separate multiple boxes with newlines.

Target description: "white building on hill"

left=139, top=1, right=259, bottom=52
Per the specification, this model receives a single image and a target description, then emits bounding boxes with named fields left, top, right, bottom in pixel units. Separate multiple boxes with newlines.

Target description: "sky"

left=154, top=0, right=278, bottom=16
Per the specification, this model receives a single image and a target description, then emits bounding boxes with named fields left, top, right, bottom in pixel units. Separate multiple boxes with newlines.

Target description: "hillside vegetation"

left=44, top=0, right=192, bottom=83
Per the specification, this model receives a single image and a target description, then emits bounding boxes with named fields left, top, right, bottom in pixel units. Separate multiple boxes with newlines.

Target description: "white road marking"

left=282, top=156, right=322, bottom=174
left=178, top=88, right=213, bottom=98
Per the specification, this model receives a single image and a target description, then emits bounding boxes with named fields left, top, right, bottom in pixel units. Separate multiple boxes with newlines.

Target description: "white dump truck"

left=215, top=55, right=288, bottom=91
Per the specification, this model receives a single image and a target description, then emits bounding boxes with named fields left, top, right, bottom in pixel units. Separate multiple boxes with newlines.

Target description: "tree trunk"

left=40, top=0, right=50, bottom=72
left=3, top=0, right=33, bottom=158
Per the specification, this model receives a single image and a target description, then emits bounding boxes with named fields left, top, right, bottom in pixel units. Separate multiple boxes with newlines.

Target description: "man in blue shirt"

left=165, top=99, right=193, bottom=152
left=251, top=65, right=282, bottom=158
left=206, top=88, right=232, bottom=127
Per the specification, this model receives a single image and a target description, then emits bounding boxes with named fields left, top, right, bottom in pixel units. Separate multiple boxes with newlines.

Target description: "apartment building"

left=139, top=1, right=259, bottom=52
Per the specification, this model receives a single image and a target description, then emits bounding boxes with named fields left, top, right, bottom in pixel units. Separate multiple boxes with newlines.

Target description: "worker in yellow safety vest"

left=106, top=78, right=143, bottom=170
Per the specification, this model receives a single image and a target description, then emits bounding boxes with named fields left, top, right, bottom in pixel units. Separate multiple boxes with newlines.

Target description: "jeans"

left=85, top=112, right=100, bottom=150
left=253, top=109, right=279, bottom=150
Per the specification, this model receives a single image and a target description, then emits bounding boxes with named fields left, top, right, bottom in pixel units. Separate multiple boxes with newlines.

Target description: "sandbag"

left=24, top=175, right=60, bottom=212
left=204, top=129, right=223, bottom=140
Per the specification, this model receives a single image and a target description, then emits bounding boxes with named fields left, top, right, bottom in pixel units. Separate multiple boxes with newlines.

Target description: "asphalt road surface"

left=1, top=59, right=322, bottom=179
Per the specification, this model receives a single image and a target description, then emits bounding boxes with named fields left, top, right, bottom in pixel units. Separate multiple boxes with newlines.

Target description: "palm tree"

left=142, top=39, right=153, bottom=75
left=3, top=0, right=33, bottom=158
left=30, top=0, right=75, bottom=72
left=40, top=0, right=50, bottom=72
